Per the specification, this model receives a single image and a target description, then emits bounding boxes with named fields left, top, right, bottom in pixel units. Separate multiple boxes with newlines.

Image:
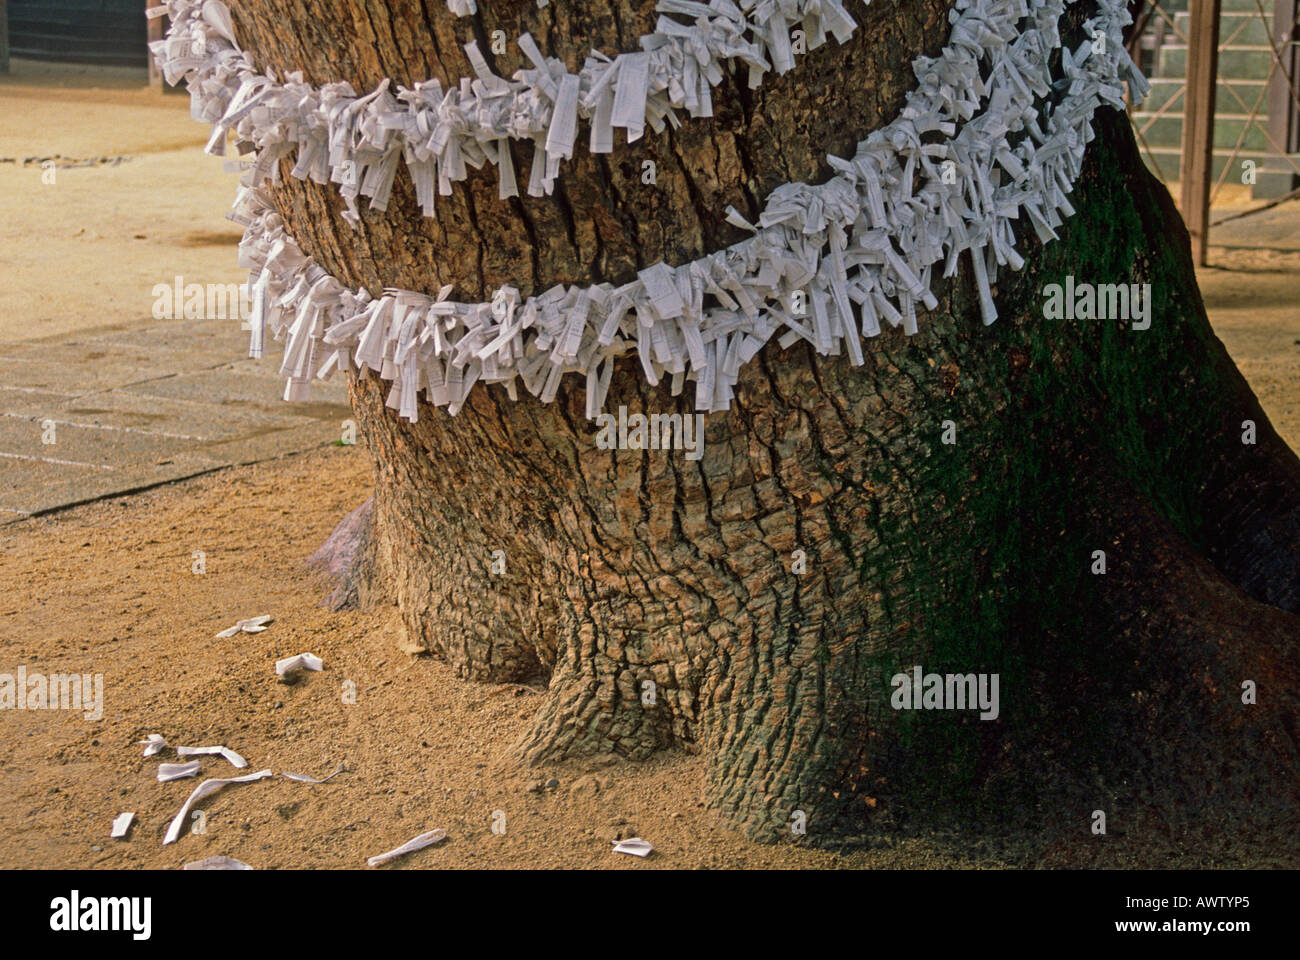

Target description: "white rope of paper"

left=222, top=0, right=1147, bottom=422
left=149, top=0, right=862, bottom=222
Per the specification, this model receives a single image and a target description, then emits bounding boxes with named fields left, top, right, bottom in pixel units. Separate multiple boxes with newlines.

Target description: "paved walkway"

left=0, top=60, right=351, bottom=522
left=0, top=315, right=349, bottom=521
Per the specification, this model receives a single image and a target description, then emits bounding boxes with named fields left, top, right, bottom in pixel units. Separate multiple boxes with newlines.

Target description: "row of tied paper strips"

left=150, top=0, right=1148, bottom=422
left=153, top=0, right=864, bottom=217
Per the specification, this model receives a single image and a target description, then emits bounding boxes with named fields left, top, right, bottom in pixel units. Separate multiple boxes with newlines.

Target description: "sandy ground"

left=1195, top=186, right=1300, bottom=454
left=0, top=445, right=1022, bottom=870
left=0, top=65, right=1297, bottom=869
left=0, top=61, right=244, bottom=344
left=5, top=444, right=1290, bottom=870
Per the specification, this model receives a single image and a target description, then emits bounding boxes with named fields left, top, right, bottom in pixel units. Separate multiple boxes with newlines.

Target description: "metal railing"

left=1127, top=0, right=1300, bottom=260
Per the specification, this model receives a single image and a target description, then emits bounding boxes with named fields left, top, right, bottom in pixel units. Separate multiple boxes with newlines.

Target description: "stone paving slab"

left=0, top=314, right=352, bottom=522
left=195, top=420, right=346, bottom=467
left=0, top=454, right=109, bottom=494
left=0, top=455, right=223, bottom=517
left=2, top=387, right=331, bottom=442
left=0, top=353, right=150, bottom=397
left=0, top=415, right=222, bottom=470
left=0, top=384, right=73, bottom=409
left=74, top=316, right=249, bottom=352
left=119, top=366, right=349, bottom=418
left=1213, top=203, right=1300, bottom=252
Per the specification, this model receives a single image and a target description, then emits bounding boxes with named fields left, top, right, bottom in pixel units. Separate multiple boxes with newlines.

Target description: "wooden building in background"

left=5, top=0, right=147, bottom=68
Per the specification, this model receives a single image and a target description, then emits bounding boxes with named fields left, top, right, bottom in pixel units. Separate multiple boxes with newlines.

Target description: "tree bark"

left=236, top=0, right=1300, bottom=846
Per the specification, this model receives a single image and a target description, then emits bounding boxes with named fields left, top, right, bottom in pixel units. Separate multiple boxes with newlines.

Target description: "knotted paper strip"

left=151, top=0, right=863, bottom=219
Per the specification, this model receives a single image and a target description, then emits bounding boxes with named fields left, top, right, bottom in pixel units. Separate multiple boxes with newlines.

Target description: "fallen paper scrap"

left=110, top=813, right=135, bottom=839
left=215, top=615, right=273, bottom=638
left=177, top=745, right=249, bottom=769
left=366, top=828, right=446, bottom=867
left=163, top=770, right=274, bottom=845
left=138, top=734, right=167, bottom=757
left=281, top=763, right=344, bottom=784
left=157, top=761, right=202, bottom=782
left=611, top=838, right=653, bottom=858
left=183, top=855, right=253, bottom=870
left=275, top=652, right=323, bottom=676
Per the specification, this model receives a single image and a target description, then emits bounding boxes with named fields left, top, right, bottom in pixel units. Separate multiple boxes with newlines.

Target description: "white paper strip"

left=158, top=761, right=202, bottom=782
left=183, top=855, right=254, bottom=870
left=610, top=53, right=650, bottom=143
left=176, top=745, right=249, bottom=769
left=281, top=764, right=343, bottom=784
left=110, top=813, right=135, bottom=839
left=163, top=770, right=274, bottom=845
left=138, top=734, right=167, bottom=757
left=366, top=828, right=447, bottom=867
left=611, top=837, right=654, bottom=857
left=215, top=615, right=273, bottom=638
left=275, top=652, right=324, bottom=675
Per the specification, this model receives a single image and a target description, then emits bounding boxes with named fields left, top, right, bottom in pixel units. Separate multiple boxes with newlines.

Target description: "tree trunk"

left=231, top=0, right=1300, bottom=845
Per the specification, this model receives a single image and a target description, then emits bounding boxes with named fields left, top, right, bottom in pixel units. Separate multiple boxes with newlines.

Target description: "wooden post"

left=1180, top=0, right=1221, bottom=266
left=1, top=0, right=10, bottom=75
left=1268, top=1, right=1300, bottom=158
left=147, top=0, right=165, bottom=89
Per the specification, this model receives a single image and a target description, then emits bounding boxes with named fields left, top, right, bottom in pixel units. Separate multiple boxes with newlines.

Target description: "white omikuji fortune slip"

left=110, top=813, right=135, bottom=839
left=611, top=837, right=654, bottom=858
left=183, top=855, right=254, bottom=870
left=157, top=761, right=202, bottom=783
left=281, top=764, right=344, bottom=784
left=163, top=770, right=274, bottom=845
left=215, top=615, right=272, bottom=638
left=366, top=828, right=447, bottom=867
left=176, top=745, right=249, bottom=769
left=151, top=0, right=1148, bottom=425
left=280, top=771, right=324, bottom=783
left=275, top=653, right=323, bottom=676
left=138, top=734, right=167, bottom=757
